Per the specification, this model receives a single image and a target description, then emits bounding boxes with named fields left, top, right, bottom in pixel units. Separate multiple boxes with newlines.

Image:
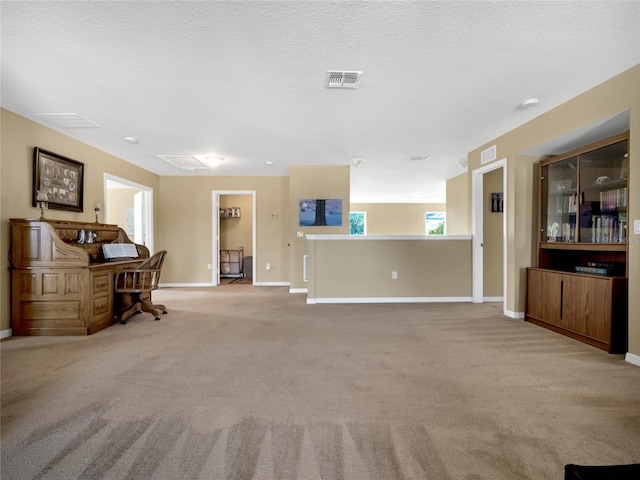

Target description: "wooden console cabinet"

left=525, top=132, right=629, bottom=353
left=10, top=218, right=149, bottom=335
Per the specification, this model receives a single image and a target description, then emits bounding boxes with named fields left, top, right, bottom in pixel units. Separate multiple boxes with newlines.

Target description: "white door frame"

left=212, top=190, right=256, bottom=286
left=472, top=159, right=507, bottom=314
left=104, top=174, right=154, bottom=253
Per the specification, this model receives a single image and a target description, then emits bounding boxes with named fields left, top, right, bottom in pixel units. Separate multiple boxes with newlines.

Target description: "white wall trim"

left=1, top=328, right=13, bottom=339
left=306, top=234, right=472, bottom=241
left=254, top=282, right=289, bottom=287
left=483, top=296, right=504, bottom=303
left=104, top=173, right=154, bottom=253
left=311, top=297, right=473, bottom=304
left=505, top=309, right=525, bottom=319
left=159, top=283, right=215, bottom=288
left=625, top=352, right=640, bottom=367
left=290, top=288, right=308, bottom=294
left=472, top=158, right=507, bottom=309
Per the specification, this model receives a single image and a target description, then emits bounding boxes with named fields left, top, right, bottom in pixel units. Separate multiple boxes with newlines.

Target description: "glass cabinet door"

left=541, top=156, right=578, bottom=242
left=578, top=139, right=628, bottom=243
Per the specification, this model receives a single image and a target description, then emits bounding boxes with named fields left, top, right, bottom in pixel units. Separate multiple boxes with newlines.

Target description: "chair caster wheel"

left=120, top=319, right=127, bottom=325
left=135, top=310, right=142, bottom=315
left=163, top=311, right=168, bottom=314
left=154, top=316, right=160, bottom=321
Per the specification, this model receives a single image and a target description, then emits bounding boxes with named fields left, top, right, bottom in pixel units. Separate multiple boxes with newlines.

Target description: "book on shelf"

left=575, top=265, right=613, bottom=275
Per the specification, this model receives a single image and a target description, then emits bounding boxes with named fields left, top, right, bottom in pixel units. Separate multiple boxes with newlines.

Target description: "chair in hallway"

left=114, top=250, right=168, bottom=324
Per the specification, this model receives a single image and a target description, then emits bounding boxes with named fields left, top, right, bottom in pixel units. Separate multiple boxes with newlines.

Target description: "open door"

left=212, top=190, right=256, bottom=286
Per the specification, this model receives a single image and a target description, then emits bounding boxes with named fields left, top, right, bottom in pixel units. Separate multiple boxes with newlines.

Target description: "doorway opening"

left=104, top=174, right=154, bottom=252
left=212, top=190, right=256, bottom=286
left=472, top=159, right=507, bottom=314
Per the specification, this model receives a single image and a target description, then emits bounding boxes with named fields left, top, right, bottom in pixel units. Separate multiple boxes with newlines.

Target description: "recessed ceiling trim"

left=156, top=154, right=210, bottom=171
left=34, top=113, right=101, bottom=128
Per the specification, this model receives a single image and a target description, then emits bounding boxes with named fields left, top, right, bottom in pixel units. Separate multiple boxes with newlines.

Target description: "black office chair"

left=114, top=250, right=168, bottom=324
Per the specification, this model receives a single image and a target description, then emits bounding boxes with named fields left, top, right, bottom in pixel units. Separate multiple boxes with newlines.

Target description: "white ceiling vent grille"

left=156, top=155, right=209, bottom=171
left=326, top=70, right=362, bottom=88
left=35, top=113, right=101, bottom=128
left=481, top=145, right=497, bottom=164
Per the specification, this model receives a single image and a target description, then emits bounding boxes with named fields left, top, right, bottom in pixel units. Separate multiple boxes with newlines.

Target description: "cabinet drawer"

left=92, top=272, right=111, bottom=295
left=92, top=295, right=111, bottom=317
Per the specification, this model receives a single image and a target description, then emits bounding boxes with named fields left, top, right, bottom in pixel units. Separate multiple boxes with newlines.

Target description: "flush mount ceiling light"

left=519, top=98, right=540, bottom=109
left=266, top=161, right=275, bottom=166
left=202, top=156, right=224, bottom=168
left=326, top=70, right=362, bottom=88
left=34, top=113, right=101, bottom=128
left=457, top=158, right=468, bottom=169
left=350, top=157, right=366, bottom=167
left=124, top=136, right=138, bottom=144
left=408, top=156, right=431, bottom=162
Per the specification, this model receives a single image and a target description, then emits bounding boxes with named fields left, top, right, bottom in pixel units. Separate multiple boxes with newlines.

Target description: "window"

left=425, top=212, right=445, bottom=235
left=350, top=212, right=366, bottom=235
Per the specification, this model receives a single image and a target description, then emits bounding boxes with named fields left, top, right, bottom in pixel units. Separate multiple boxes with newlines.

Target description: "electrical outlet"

left=266, top=263, right=271, bottom=270
left=635, top=219, right=640, bottom=235
left=392, top=271, right=398, bottom=280
left=207, top=264, right=212, bottom=270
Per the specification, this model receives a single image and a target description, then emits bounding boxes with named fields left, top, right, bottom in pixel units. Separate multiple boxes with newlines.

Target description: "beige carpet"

left=2, top=285, right=639, bottom=479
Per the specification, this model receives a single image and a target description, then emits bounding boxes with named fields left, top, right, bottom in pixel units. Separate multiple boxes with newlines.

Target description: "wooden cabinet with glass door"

left=526, top=132, right=629, bottom=353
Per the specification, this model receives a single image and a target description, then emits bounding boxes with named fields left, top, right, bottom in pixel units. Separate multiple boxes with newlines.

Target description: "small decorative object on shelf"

left=94, top=202, right=101, bottom=223
left=36, top=190, right=49, bottom=219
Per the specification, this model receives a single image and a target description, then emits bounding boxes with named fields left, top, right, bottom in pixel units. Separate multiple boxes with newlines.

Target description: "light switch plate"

left=635, top=219, right=640, bottom=235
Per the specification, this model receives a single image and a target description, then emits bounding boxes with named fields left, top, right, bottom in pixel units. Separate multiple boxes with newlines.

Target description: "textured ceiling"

left=2, top=1, right=639, bottom=203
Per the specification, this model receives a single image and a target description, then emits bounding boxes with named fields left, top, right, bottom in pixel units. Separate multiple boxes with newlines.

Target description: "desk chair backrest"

left=115, top=250, right=167, bottom=295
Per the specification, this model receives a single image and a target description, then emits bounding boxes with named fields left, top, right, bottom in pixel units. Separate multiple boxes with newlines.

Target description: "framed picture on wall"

left=491, top=192, right=503, bottom=213
left=32, top=147, right=84, bottom=212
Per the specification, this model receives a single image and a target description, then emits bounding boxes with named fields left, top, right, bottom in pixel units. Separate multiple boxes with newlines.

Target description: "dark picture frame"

left=491, top=192, right=503, bottom=213
left=33, top=147, right=84, bottom=212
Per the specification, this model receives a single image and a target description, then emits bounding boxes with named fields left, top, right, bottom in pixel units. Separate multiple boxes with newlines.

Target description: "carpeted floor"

left=1, top=285, right=639, bottom=479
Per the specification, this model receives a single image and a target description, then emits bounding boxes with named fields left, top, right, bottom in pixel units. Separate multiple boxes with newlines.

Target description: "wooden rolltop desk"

left=9, top=218, right=150, bottom=335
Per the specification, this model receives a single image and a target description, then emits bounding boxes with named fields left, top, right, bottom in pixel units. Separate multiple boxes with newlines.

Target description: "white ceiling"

left=2, top=1, right=639, bottom=203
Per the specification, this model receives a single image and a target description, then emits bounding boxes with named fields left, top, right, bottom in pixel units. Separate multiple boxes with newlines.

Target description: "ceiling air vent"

left=481, top=145, right=497, bottom=164
left=34, top=113, right=101, bottom=128
left=326, top=70, right=362, bottom=88
left=156, top=155, right=210, bottom=171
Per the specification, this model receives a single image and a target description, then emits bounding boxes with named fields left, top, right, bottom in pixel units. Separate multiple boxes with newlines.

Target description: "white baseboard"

left=289, top=288, right=308, bottom=294
left=1, top=328, right=12, bottom=339
left=254, top=282, right=289, bottom=287
left=625, top=352, right=640, bottom=367
left=159, top=283, right=215, bottom=288
left=311, top=297, right=472, bottom=304
left=505, top=309, right=525, bottom=319
left=483, top=297, right=504, bottom=302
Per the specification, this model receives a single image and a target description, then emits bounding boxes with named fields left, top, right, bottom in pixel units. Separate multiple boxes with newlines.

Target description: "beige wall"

left=158, top=176, right=289, bottom=285
left=307, top=237, right=472, bottom=300
left=349, top=203, right=445, bottom=235
left=105, top=187, right=136, bottom=234
left=446, top=172, right=470, bottom=235
left=220, top=194, right=253, bottom=253
left=467, top=64, right=639, bottom=357
left=0, top=109, right=160, bottom=333
left=483, top=168, right=504, bottom=298
left=289, top=166, right=350, bottom=290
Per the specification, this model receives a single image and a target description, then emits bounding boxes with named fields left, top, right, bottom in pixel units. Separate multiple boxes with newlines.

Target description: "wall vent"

left=326, top=70, right=362, bottom=88
left=303, top=255, right=309, bottom=282
left=481, top=145, right=497, bottom=164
